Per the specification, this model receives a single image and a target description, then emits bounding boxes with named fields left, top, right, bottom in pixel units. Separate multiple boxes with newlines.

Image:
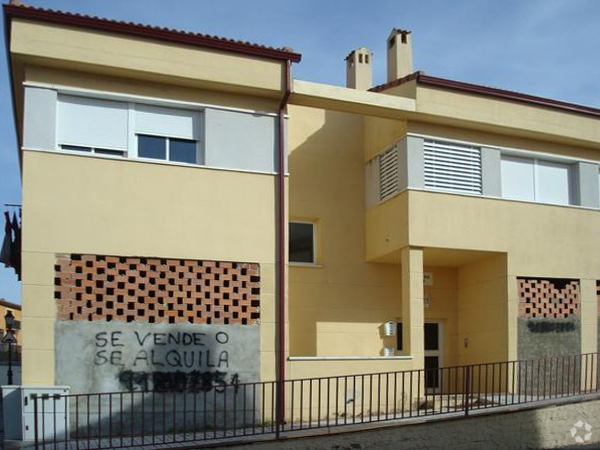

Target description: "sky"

left=1, top=0, right=600, bottom=303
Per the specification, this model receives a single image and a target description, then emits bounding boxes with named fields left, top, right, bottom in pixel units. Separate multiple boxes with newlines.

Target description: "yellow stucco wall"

left=364, top=116, right=407, bottom=162
left=407, top=191, right=600, bottom=279
left=288, top=104, right=410, bottom=362
left=10, top=19, right=285, bottom=96
left=413, top=86, right=600, bottom=149
left=366, top=189, right=600, bottom=363
left=423, top=266, right=458, bottom=367
left=20, top=151, right=278, bottom=384
left=10, top=20, right=287, bottom=385
left=457, top=255, right=509, bottom=365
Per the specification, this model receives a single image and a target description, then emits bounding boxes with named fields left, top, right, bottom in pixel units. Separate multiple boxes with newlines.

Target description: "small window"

left=137, top=135, right=198, bottom=164
left=289, top=222, right=315, bottom=264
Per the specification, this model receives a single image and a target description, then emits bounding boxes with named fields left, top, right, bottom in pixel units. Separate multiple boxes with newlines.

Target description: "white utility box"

left=2, top=385, right=70, bottom=441
left=382, top=321, right=397, bottom=337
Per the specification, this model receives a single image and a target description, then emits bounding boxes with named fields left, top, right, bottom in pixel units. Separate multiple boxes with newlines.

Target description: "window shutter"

left=424, top=139, right=482, bottom=194
left=535, top=160, right=571, bottom=205
left=379, top=146, right=399, bottom=201
left=57, top=95, right=128, bottom=150
left=135, top=104, right=201, bottom=140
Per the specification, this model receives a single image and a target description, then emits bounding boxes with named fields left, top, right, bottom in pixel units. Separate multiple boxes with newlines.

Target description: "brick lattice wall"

left=518, top=278, right=579, bottom=319
left=55, top=254, right=260, bottom=325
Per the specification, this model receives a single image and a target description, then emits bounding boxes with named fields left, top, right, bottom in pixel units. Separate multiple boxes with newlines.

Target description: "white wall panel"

left=204, top=108, right=277, bottom=173
left=536, top=160, right=571, bottom=205
left=501, top=155, right=535, bottom=201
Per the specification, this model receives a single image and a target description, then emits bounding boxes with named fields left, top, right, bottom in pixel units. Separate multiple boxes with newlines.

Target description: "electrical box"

left=2, top=385, right=70, bottom=441
left=382, top=347, right=395, bottom=357
left=382, top=321, right=397, bottom=336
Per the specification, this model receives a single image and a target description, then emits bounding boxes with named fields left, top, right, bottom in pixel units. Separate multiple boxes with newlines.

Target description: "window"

left=423, top=139, right=482, bottom=195
left=289, top=222, right=316, bottom=264
left=56, top=95, right=203, bottom=165
left=137, top=136, right=197, bottom=163
left=61, top=145, right=125, bottom=157
left=57, top=95, right=128, bottom=154
left=501, top=155, right=572, bottom=205
left=134, top=104, right=202, bottom=164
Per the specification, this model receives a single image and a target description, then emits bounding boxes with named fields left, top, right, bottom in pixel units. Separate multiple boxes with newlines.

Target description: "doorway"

left=424, top=321, right=442, bottom=391
left=396, top=320, right=443, bottom=391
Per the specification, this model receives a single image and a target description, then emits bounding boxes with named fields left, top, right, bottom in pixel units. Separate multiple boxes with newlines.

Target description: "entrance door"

left=424, top=322, right=442, bottom=391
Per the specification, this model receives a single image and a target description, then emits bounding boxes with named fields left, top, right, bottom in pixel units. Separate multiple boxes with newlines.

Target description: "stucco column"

left=401, top=246, right=425, bottom=368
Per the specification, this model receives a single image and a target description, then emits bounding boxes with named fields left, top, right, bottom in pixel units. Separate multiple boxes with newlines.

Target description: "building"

left=0, top=298, right=21, bottom=347
left=3, top=1, right=600, bottom=430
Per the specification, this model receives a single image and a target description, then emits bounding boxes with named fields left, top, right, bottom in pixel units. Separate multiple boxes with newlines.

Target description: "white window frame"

left=501, top=154, right=574, bottom=206
left=289, top=220, right=318, bottom=266
left=135, top=133, right=203, bottom=165
left=58, top=144, right=127, bottom=157
left=55, top=94, right=205, bottom=166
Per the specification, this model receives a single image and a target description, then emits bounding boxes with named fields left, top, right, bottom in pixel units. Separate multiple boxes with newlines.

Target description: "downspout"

left=276, top=59, right=291, bottom=436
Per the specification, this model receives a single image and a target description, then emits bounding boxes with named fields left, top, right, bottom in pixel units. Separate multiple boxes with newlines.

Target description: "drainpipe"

left=276, top=59, right=291, bottom=437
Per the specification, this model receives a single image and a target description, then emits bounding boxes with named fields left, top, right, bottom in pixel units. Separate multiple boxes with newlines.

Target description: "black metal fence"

left=33, top=353, right=600, bottom=449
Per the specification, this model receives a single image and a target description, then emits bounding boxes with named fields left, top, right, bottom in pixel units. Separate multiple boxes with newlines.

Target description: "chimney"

left=346, top=47, right=373, bottom=90
left=387, top=29, right=413, bottom=82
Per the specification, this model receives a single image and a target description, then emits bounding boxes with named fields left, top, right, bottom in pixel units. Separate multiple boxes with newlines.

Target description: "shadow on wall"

left=287, top=108, right=405, bottom=357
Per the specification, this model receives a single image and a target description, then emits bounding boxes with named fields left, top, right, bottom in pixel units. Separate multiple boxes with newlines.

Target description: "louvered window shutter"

left=424, top=140, right=482, bottom=194
left=379, top=146, right=399, bottom=201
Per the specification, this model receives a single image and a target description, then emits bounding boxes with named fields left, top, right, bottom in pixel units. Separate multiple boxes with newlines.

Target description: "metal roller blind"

left=424, top=139, right=482, bottom=194
left=379, top=146, right=399, bottom=201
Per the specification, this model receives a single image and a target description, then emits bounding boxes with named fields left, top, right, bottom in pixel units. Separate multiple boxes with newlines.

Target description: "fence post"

left=275, top=380, right=283, bottom=439
left=464, top=366, right=471, bottom=417
left=33, top=393, right=39, bottom=450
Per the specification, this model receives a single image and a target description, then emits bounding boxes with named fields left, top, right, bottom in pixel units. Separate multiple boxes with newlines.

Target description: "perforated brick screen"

left=55, top=254, right=260, bottom=324
left=518, top=278, right=579, bottom=319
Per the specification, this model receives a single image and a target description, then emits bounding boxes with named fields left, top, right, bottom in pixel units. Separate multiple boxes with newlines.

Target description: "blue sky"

left=1, top=0, right=600, bottom=303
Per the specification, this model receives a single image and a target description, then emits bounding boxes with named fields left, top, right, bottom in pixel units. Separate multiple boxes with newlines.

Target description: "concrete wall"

left=223, top=398, right=600, bottom=450
left=55, top=321, right=259, bottom=393
left=518, top=318, right=581, bottom=361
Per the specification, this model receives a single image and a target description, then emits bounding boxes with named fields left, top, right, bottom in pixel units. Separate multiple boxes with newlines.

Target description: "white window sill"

left=289, top=262, right=322, bottom=268
left=380, top=187, right=599, bottom=213
left=22, top=147, right=290, bottom=177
